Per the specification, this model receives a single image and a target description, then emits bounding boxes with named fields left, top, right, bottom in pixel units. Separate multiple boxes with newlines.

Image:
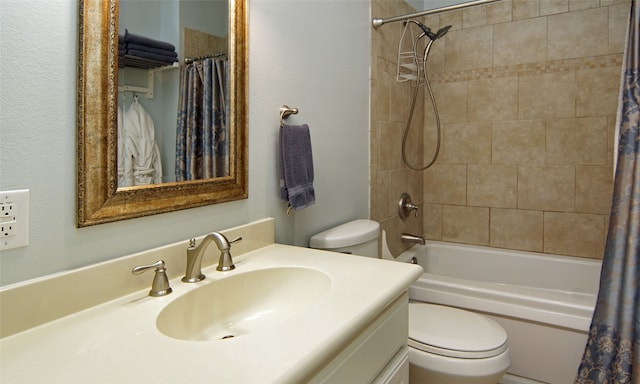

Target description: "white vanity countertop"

left=0, top=244, right=422, bottom=383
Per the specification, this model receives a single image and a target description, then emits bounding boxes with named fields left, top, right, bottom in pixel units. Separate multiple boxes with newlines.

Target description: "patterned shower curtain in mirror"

left=575, top=0, right=639, bottom=382
left=175, top=56, right=229, bottom=181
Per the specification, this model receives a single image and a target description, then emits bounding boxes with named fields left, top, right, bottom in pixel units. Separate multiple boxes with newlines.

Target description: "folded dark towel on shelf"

left=127, top=43, right=177, bottom=58
left=124, top=29, right=176, bottom=52
left=126, top=49, right=178, bottom=64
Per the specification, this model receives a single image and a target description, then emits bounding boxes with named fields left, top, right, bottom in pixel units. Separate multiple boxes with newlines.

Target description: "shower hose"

left=401, top=37, right=442, bottom=171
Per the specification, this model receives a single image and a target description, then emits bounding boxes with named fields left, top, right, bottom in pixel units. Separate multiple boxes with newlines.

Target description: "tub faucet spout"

left=182, top=232, right=242, bottom=283
left=401, top=233, right=425, bottom=245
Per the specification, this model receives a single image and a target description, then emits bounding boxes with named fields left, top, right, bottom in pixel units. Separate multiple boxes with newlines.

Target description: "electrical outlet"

left=0, top=189, right=29, bottom=250
left=1, top=220, right=17, bottom=237
left=1, top=203, right=16, bottom=219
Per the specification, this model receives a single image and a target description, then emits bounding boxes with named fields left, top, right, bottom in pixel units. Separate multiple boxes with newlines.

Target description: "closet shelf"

left=118, top=62, right=179, bottom=99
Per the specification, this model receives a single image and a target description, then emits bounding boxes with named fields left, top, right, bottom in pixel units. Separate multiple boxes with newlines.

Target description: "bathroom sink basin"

left=156, top=267, right=331, bottom=341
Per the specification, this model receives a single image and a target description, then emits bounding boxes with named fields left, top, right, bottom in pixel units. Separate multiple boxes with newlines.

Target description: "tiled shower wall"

left=183, top=28, right=227, bottom=58
left=371, top=0, right=425, bottom=257
left=370, top=0, right=631, bottom=259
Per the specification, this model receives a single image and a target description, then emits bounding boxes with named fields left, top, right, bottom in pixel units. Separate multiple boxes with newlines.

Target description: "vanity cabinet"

left=308, top=292, right=410, bottom=384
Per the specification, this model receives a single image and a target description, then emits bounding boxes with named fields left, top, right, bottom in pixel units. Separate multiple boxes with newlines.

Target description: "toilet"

left=310, top=220, right=511, bottom=384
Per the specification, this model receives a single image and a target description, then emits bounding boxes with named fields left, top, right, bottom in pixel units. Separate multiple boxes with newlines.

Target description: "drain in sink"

left=221, top=335, right=235, bottom=339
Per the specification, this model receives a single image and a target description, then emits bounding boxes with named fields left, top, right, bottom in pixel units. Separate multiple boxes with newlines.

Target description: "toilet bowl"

left=310, top=220, right=511, bottom=384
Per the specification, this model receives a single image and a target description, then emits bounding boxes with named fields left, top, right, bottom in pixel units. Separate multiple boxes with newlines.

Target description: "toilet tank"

left=309, top=220, right=380, bottom=258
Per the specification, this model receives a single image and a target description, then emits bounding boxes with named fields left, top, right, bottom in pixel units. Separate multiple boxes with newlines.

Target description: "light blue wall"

left=0, top=0, right=370, bottom=286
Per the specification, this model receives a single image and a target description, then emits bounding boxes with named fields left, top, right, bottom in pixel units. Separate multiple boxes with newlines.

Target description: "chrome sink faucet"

left=182, top=232, right=242, bottom=283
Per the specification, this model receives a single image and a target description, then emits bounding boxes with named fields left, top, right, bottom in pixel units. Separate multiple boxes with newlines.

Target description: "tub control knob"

left=398, top=193, right=419, bottom=219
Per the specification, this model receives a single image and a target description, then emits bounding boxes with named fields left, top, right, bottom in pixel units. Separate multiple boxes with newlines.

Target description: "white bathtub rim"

left=398, top=241, right=598, bottom=332
left=409, top=284, right=592, bottom=332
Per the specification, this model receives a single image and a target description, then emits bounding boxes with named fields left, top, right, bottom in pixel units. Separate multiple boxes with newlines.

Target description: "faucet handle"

left=398, top=193, right=419, bottom=219
left=215, top=236, right=242, bottom=272
left=132, top=260, right=173, bottom=297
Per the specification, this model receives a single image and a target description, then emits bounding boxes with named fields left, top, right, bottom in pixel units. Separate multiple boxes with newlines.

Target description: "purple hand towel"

left=279, top=124, right=316, bottom=211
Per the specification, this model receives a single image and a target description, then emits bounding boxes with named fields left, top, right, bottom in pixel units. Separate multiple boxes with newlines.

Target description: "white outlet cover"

left=0, top=189, right=29, bottom=250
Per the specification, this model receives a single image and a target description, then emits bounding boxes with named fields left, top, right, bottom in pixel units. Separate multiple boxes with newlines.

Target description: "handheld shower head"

left=435, top=25, right=452, bottom=39
left=409, top=21, right=452, bottom=41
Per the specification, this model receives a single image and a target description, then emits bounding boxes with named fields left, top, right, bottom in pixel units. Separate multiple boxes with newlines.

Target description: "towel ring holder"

left=279, top=105, right=299, bottom=127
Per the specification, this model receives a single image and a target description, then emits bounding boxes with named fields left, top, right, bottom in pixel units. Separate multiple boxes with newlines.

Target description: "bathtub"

left=398, top=241, right=601, bottom=384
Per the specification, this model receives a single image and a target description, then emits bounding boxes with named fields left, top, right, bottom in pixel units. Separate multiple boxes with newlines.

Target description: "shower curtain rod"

left=372, top=0, right=500, bottom=29
left=184, top=52, right=226, bottom=64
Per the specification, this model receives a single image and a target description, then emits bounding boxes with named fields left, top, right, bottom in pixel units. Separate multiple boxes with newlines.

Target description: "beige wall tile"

left=577, top=67, right=623, bottom=117
left=540, top=0, right=568, bottom=15
left=424, top=164, right=467, bottom=205
left=548, top=8, right=608, bottom=60
left=389, top=80, right=414, bottom=123
left=576, top=165, right=614, bottom=214
left=490, top=208, right=543, bottom=251
left=443, top=205, right=490, bottom=245
left=544, top=212, right=605, bottom=258
left=486, top=0, right=513, bottom=24
left=375, top=22, right=400, bottom=64
left=403, top=117, right=425, bottom=168
left=439, top=10, right=463, bottom=31
left=513, top=0, right=540, bottom=19
left=518, top=165, right=575, bottom=211
left=370, top=170, right=391, bottom=221
left=432, top=81, right=468, bottom=123
left=468, top=165, right=518, bottom=208
left=442, top=122, right=492, bottom=164
left=519, top=71, right=576, bottom=119
left=424, top=204, right=443, bottom=240
left=468, top=76, right=518, bottom=121
left=423, top=116, right=442, bottom=166
left=370, top=121, right=380, bottom=184
left=378, top=121, right=404, bottom=171
left=546, top=117, right=608, bottom=165
left=445, top=25, right=493, bottom=71
left=493, top=17, right=547, bottom=66
left=371, top=70, right=391, bottom=123
left=569, top=0, right=599, bottom=10
left=463, top=5, right=487, bottom=28
left=609, top=2, right=632, bottom=54
left=492, top=120, right=546, bottom=164
left=601, top=0, right=631, bottom=6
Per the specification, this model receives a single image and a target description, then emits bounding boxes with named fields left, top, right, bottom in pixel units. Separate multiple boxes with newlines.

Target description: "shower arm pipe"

left=372, top=0, right=500, bottom=29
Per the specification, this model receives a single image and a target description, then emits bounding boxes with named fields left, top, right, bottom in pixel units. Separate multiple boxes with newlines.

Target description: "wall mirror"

left=77, top=0, right=248, bottom=227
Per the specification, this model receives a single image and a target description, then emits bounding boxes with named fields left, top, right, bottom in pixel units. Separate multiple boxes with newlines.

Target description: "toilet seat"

left=408, top=303, right=508, bottom=359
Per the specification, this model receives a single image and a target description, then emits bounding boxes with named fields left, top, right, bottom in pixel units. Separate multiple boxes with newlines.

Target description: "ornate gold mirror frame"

left=77, top=0, right=248, bottom=227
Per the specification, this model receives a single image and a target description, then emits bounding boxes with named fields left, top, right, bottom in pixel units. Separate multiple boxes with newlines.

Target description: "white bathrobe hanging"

left=121, top=97, right=163, bottom=186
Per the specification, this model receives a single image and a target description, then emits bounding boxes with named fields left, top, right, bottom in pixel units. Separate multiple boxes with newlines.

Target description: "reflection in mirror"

left=117, top=0, right=230, bottom=186
left=76, top=0, right=247, bottom=227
